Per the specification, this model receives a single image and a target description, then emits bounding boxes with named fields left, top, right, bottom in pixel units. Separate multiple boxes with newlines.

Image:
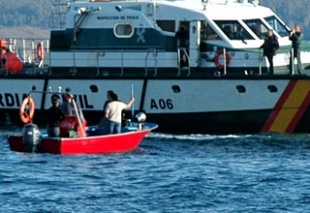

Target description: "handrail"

left=177, top=47, right=190, bottom=76
left=145, top=48, right=158, bottom=76
left=2, top=38, right=310, bottom=77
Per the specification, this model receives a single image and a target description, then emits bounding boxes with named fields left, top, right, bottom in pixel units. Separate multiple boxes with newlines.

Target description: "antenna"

left=201, top=0, right=208, bottom=10
left=153, top=0, right=157, bottom=26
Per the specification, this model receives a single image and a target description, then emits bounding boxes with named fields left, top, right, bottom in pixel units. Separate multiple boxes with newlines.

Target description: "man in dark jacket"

left=289, top=24, right=303, bottom=74
left=260, top=29, right=279, bottom=75
left=47, top=94, right=65, bottom=137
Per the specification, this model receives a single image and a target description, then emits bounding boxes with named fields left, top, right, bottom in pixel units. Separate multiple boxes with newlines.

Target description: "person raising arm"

left=104, top=91, right=135, bottom=134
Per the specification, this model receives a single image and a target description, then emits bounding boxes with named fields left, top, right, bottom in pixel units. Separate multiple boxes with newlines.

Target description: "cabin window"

left=243, top=19, right=269, bottom=39
left=157, top=20, right=175, bottom=32
left=114, top=24, right=134, bottom=38
left=201, top=21, right=221, bottom=40
left=264, top=16, right=290, bottom=37
left=214, top=20, right=254, bottom=40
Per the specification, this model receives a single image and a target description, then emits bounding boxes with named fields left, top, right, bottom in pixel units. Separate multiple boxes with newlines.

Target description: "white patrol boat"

left=1, top=0, right=310, bottom=134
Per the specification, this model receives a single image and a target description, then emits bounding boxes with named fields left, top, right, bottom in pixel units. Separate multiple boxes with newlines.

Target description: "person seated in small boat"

left=103, top=91, right=135, bottom=134
left=60, top=93, right=86, bottom=137
left=47, top=94, right=66, bottom=137
left=60, top=93, right=75, bottom=116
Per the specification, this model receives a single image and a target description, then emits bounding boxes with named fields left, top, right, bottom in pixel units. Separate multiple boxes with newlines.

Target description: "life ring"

left=20, top=97, right=35, bottom=123
left=36, top=42, right=44, bottom=60
left=214, top=49, right=231, bottom=69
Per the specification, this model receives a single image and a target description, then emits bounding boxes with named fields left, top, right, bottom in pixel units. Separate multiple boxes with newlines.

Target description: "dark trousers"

left=289, top=51, right=302, bottom=74
left=266, top=54, right=274, bottom=75
left=47, top=126, right=60, bottom=137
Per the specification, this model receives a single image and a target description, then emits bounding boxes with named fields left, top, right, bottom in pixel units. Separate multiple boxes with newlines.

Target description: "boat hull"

left=8, top=124, right=157, bottom=155
left=2, top=77, right=310, bottom=134
left=3, top=0, right=310, bottom=135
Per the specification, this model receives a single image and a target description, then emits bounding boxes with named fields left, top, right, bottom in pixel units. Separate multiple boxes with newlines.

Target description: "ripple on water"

left=0, top=130, right=310, bottom=212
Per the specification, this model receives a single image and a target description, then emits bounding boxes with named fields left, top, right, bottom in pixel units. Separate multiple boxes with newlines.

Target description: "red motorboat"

left=8, top=122, right=157, bottom=155
left=8, top=90, right=158, bottom=155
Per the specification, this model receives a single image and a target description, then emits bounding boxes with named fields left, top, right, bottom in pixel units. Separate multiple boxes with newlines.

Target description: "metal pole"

left=22, top=39, right=26, bottom=63
left=131, top=84, right=134, bottom=125
left=72, top=98, right=86, bottom=138
left=223, top=48, right=227, bottom=75
left=291, top=48, right=294, bottom=75
left=258, top=48, right=262, bottom=75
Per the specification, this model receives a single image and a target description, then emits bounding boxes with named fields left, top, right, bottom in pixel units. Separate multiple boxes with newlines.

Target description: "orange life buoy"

left=214, top=49, right=231, bottom=69
left=36, top=42, right=44, bottom=60
left=20, top=97, right=35, bottom=123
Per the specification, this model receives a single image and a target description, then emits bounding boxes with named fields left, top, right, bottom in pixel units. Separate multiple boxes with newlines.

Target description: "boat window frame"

left=157, top=20, right=176, bottom=33
left=200, top=21, right=222, bottom=41
left=114, top=23, right=134, bottom=38
left=214, top=20, right=255, bottom=40
left=264, top=15, right=290, bottom=37
left=243, top=18, right=270, bottom=40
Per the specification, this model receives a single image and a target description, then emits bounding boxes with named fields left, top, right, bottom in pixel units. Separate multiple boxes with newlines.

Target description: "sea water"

left=0, top=126, right=310, bottom=213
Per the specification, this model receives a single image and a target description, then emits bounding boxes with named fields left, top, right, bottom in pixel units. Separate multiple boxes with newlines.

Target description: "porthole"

left=90, top=85, right=99, bottom=93
left=172, top=85, right=181, bottom=93
left=267, top=85, right=278, bottom=93
left=236, top=85, right=246, bottom=93
left=114, top=23, right=134, bottom=38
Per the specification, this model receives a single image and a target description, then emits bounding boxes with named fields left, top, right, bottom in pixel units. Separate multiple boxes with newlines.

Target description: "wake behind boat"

left=8, top=90, right=158, bottom=155
left=1, top=0, right=310, bottom=134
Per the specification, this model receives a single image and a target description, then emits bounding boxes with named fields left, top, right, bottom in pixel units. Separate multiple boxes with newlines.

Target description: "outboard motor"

left=22, top=123, right=41, bottom=152
left=135, top=112, right=146, bottom=130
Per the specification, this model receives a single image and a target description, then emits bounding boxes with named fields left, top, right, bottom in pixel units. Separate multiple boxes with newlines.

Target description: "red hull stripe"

left=261, top=80, right=310, bottom=133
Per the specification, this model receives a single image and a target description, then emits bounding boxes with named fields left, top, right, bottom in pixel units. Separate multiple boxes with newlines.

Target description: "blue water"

left=1, top=126, right=310, bottom=213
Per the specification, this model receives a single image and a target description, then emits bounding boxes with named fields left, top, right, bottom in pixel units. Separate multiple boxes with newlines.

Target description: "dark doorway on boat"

left=176, top=21, right=190, bottom=69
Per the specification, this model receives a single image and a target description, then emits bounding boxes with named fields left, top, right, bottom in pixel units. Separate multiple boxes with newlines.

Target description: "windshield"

left=264, top=15, right=290, bottom=37
left=244, top=19, right=269, bottom=39
left=214, top=20, right=254, bottom=40
left=201, top=21, right=222, bottom=40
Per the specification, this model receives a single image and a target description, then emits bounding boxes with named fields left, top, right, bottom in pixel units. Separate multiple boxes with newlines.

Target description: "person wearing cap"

left=47, top=94, right=66, bottom=137
left=104, top=91, right=135, bottom=134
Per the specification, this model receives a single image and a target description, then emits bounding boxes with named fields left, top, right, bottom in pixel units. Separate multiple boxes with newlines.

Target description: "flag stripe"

left=261, top=80, right=310, bottom=133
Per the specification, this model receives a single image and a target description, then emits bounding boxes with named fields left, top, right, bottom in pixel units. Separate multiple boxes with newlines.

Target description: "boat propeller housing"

left=22, top=123, right=41, bottom=153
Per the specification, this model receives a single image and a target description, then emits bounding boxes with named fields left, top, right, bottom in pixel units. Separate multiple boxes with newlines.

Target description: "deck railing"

left=1, top=38, right=310, bottom=77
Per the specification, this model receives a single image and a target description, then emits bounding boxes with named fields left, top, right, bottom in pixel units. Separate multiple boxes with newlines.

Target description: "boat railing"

left=5, top=38, right=50, bottom=63
left=145, top=48, right=158, bottom=76
left=177, top=48, right=190, bottom=76
left=0, top=38, right=50, bottom=75
left=2, top=38, right=310, bottom=77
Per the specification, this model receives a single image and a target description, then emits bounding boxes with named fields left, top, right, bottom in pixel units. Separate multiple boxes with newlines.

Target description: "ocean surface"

left=1, top=125, right=310, bottom=213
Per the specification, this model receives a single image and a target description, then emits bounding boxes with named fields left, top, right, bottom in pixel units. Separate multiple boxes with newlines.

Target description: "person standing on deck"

left=98, top=90, right=115, bottom=132
left=175, top=24, right=189, bottom=67
left=260, top=29, right=279, bottom=75
left=289, top=24, right=303, bottom=74
left=104, top=92, right=135, bottom=134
